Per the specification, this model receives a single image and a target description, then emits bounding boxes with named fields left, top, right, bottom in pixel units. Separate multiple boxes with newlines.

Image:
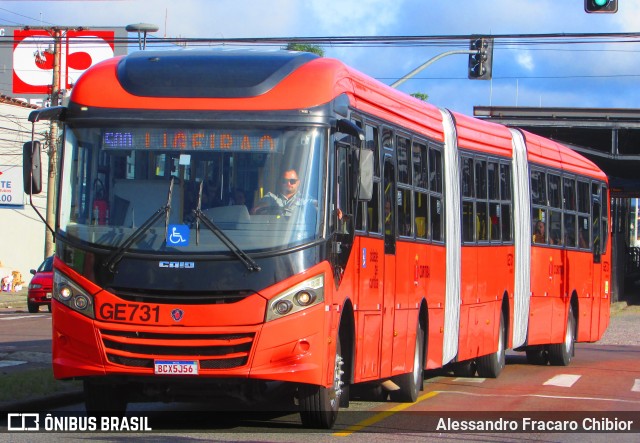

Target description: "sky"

left=2, top=0, right=640, bottom=115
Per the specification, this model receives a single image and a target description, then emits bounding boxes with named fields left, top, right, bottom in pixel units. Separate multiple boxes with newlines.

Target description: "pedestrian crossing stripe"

left=543, top=374, right=582, bottom=387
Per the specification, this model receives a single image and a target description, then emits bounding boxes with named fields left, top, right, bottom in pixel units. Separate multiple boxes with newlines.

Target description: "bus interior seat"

left=112, top=179, right=181, bottom=228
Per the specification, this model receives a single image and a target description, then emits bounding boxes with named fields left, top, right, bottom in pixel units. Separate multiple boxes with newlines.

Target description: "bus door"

left=380, top=155, right=396, bottom=377
left=589, top=183, right=603, bottom=340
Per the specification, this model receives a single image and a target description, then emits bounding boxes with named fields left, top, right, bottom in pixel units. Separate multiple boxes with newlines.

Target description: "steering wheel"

left=253, top=204, right=285, bottom=216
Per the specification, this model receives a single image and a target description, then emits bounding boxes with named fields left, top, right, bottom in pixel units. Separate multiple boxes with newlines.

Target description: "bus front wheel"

left=298, top=339, right=344, bottom=429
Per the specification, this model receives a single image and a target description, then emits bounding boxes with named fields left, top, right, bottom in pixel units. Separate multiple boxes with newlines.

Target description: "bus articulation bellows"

left=24, top=49, right=610, bottom=429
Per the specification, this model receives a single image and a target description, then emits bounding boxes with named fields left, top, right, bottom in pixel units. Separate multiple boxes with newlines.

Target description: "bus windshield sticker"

left=167, top=224, right=189, bottom=247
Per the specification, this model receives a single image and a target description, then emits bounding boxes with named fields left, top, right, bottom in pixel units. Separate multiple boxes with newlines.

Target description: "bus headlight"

left=265, top=274, right=324, bottom=322
left=53, top=270, right=95, bottom=319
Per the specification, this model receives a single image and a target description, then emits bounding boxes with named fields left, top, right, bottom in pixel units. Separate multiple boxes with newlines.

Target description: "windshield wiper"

left=104, top=177, right=175, bottom=273
left=191, top=207, right=261, bottom=273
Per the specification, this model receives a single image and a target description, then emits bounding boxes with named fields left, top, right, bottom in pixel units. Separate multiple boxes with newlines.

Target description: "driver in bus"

left=252, top=168, right=308, bottom=216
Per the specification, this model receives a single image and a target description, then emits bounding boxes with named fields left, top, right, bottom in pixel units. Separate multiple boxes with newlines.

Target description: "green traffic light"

left=594, top=0, right=608, bottom=5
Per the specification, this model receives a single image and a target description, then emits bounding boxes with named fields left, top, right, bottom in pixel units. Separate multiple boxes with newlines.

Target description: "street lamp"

left=126, top=23, right=159, bottom=50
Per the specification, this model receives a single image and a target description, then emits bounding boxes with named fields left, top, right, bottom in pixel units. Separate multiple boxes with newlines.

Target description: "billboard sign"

left=0, top=26, right=127, bottom=106
left=0, top=166, right=24, bottom=207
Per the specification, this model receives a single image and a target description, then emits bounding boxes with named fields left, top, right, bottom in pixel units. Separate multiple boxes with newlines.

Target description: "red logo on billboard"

left=13, top=29, right=115, bottom=94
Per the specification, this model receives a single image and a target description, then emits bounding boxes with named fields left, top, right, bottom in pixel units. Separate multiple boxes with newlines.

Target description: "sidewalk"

left=0, top=287, right=28, bottom=310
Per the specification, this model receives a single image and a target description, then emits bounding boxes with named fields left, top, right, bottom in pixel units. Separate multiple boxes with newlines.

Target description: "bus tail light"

left=265, top=274, right=324, bottom=322
left=53, top=271, right=95, bottom=318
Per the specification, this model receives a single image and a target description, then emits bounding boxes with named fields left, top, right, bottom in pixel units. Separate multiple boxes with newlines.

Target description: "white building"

left=0, top=94, right=50, bottom=284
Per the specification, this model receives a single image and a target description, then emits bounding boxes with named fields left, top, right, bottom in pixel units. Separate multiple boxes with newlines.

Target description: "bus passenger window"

left=415, top=192, right=428, bottom=239
left=549, top=210, right=562, bottom=245
left=548, top=174, right=562, bottom=208
left=501, top=203, right=512, bottom=241
left=533, top=212, right=547, bottom=244
left=564, top=213, right=577, bottom=247
left=490, top=202, right=501, bottom=241
left=431, top=196, right=443, bottom=242
left=397, top=136, right=410, bottom=185
left=531, top=170, right=546, bottom=205
left=563, top=177, right=576, bottom=211
left=398, top=188, right=412, bottom=237
left=429, top=147, right=443, bottom=193
left=475, top=159, right=487, bottom=200
left=461, top=157, right=474, bottom=198
left=578, top=215, right=590, bottom=249
left=365, top=124, right=380, bottom=176
left=477, top=201, right=488, bottom=241
left=413, top=142, right=428, bottom=189
left=462, top=201, right=474, bottom=242
left=533, top=220, right=547, bottom=243
left=488, top=162, right=499, bottom=200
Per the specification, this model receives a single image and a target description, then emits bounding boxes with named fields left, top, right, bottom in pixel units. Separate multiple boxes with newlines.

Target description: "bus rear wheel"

left=476, top=311, right=506, bottom=378
left=390, top=321, right=424, bottom=402
left=548, top=305, right=576, bottom=366
left=298, top=339, right=344, bottom=429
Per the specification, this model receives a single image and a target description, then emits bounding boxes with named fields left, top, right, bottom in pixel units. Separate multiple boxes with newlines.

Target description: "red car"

left=28, top=256, right=53, bottom=313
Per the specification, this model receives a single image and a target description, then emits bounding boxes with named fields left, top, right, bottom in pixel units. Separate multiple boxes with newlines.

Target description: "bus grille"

left=100, top=329, right=254, bottom=370
left=108, top=288, right=252, bottom=305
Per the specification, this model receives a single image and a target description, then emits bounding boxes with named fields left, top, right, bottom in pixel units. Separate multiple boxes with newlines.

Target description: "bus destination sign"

left=102, top=128, right=282, bottom=153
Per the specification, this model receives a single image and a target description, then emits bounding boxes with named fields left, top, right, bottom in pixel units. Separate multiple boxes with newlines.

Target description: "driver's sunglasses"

left=282, top=178, right=299, bottom=185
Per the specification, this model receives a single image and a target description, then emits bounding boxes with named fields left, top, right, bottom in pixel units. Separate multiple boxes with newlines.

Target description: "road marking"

left=543, top=374, right=581, bottom=387
left=0, top=360, right=27, bottom=368
left=333, top=391, right=439, bottom=437
left=453, top=377, right=486, bottom=383
left=431, top=389, right=640, bottom=405
left=633, top=379, right=640, bottom=393
left=0, top=315, right=47, bottom=321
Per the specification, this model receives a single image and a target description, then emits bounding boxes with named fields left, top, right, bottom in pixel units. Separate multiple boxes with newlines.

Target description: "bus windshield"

left=58, top=124, right=326, bottom=254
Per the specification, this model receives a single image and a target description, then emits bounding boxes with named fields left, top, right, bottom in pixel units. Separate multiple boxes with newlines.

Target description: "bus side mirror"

left=23, top=141, right=42, bottom=195
left=354, top=149, right=373, bottom=201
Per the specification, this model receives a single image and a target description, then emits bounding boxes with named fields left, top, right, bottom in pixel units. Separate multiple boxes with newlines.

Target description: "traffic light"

left=585, top=0, right=618, bottom=13
left=468, top=37, right=494, bottom=80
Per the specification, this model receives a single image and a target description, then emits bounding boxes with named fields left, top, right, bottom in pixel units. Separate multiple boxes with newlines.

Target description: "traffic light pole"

left=391, top=49, right=476, bottom=88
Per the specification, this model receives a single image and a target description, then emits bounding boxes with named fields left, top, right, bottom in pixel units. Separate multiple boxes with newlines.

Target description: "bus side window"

left=461, top=156, right=474, bottom=242
left=533, top=209, right=547, bottom=244
left=601, top=185, right=609, bottom=254
left=365, top=123, right=381, bottom=234
left=500, top=163, right=513, bottom=242
left=475, top=159, right=488, bottom=241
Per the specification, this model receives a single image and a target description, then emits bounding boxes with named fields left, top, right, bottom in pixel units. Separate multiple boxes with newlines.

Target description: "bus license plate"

left=154, top=360, right=199, bottom=375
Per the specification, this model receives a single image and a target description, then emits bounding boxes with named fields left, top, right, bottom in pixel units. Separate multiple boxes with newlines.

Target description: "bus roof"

left=70, top=49, right=445, bottom=141
left=451, top=111, right=513, bottom=158
left=521, top=129, right=607, bottom=182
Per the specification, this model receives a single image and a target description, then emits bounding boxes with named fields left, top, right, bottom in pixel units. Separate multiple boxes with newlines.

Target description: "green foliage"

left=0, top=368, right=81, bottom=403
left=410, top=92, right=429, bottom=102
left=285, top=43, right=325, bottom=57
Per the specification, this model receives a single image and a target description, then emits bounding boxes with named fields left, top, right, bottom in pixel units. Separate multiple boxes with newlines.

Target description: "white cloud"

left=305, top=0, right=404, bottom=36
left=516, top=52, right=534, bottom=72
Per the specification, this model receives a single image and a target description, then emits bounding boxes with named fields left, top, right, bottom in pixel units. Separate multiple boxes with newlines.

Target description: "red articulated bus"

left=24, top=49, right=611, bottom=429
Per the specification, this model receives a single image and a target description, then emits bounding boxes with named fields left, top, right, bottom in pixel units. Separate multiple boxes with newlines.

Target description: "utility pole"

left=41, top=27, right=65, bottom=257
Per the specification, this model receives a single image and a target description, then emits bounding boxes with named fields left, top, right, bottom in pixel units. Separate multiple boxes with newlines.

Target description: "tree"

left=285, top=43, right=324, bottom=57
left=410, top=92, right=429, bottom=102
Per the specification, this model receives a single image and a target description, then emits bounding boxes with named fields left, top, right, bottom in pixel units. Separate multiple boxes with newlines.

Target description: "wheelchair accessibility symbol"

left=167, top=224, right=189, bottom=246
